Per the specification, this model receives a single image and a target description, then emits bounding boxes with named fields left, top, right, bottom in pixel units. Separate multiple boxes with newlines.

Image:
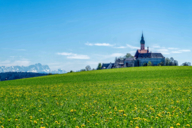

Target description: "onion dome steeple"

left=140, top=33, right=145, bottom=50
left=140, top=33, right=145, bottom=44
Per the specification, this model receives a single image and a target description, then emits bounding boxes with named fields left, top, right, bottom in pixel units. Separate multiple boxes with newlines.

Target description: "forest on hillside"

left=0, top=72, right=48, bottom=81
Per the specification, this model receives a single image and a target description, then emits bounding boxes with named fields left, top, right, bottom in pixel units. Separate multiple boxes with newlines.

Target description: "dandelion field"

left=0, top=66, right=192, bottom=128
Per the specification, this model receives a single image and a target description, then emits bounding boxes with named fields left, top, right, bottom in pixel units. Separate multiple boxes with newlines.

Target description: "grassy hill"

left=0, top=66, right=192, bottom=127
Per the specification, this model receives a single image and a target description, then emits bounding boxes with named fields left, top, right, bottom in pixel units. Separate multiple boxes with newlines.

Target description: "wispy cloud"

left=171, top=49, right=191, bottom=54
left=157, top=48, right=170, bottom=55
left=152, top=46, right=191, bottom=55
left=85, top=42, right=113, bottom=46
left=57, top=52, right=90, bottom=59
left=126, top=44, right=140, bottom=49
left=114, top=46, right=127, bottom=49
left=86, top=41, right=140, bottom=50
left=179, top=50, right=191, bottom=52
left=151, top=45, right=161, bottom=48
left=0, top=60, right=30, bottom=67
left=168, top=47, right=178, bottom=50
left=114, top=44, right=139, bottom=49
left=110, top=53, right=125, bottom=57
left=171, top=51, right=182, bottom=53
left=85, top=41, right=191, bottom=56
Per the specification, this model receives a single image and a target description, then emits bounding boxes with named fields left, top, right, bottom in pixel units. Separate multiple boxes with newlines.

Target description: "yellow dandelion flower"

left=34, top=120, right=37, bottom=124
left=75, top=126, right=79, bottom=128
left=95, top=123, right=99, bottom=126
left=123, top=114, right=127, bottom=117
left=81, top=124, right=85, bottom=127
left=40, top=127, right=45, bottom=128
left=70, top=109, right=74, bottom=112
left=135, top=126, right=139, bottom=128
left=186, top=124, right=190, bottom=127
left=176, top=123, right=180, bottom=126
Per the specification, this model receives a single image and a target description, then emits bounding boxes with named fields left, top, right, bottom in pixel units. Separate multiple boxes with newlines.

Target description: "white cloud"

left=114, top=44, right=139, bottom=49
left=67, top=55, right=90, bottom=59
left=115, top=46, right=127, bottom=49
left=126, top=44, right=140, bottom=49
left=0, top=60, right=30, bottom=67
left=57, top=52, right=90, bottom=59
left=171, top=51, right=182, bottom=53
left=110, top=53, right=125, bottom=57
left=57, top=52, right=73, bottom=56
left=95, top=43, right=112, bottom=46
left=152, top=45, right=161, bottom=48
left=179, top=49, right=191, bottom=52
left=85, top=42, right=113, bottom=46
left=157, top=48, right=170, bottom=54
left=157, top=48, right=169, bottom=52
left=85, top=43, right=94, bottom=46
left=171, top=49, right=191, bottom=54
left=151, top=45, right=191, bottom=55
left=86, top=42, right=140, bottom=50
left=168, top=47, right=178, bottom=50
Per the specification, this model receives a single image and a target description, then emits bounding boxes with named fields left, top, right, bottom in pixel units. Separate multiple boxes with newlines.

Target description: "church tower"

left=140, top=33, right=145, bottom=50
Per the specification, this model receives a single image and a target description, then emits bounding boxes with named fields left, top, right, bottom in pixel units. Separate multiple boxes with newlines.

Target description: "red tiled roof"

left=137, top=50, right=148, bottom=53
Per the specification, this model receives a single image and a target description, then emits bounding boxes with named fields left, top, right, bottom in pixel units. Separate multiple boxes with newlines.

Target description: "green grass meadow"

left=0, top=66, right=192, bottom=128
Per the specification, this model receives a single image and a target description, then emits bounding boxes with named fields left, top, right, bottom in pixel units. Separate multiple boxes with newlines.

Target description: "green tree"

left=85, top=65, right=91, bottom=71
left=143, top=63, right=147, bottom=66
left=69, top=70, right=74, bottom=73
left=165, top=58, right=170, bottom=66
left=147, top=61, right=152, bottom=66
left=97, top=63, right=102, bottom=70
left=158, top=62, right=164, bottom=66
left=182, top=62, right=191, bottom=66
left=125, top=53, right=133, bottom=58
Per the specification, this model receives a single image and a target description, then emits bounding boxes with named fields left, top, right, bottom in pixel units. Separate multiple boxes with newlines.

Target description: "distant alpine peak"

left=0, top=63, right=66, bottom=74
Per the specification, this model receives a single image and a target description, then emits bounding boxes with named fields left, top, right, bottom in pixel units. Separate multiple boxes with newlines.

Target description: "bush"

left=147, top=61, right=152, bottom=66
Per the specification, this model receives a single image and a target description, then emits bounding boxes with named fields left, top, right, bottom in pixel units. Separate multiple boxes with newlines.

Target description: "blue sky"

left=0, top=0, right=192, bottom=71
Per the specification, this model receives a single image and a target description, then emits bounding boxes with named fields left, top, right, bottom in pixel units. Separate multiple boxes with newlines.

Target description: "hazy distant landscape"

left=0, top=63, right=66, bottom=74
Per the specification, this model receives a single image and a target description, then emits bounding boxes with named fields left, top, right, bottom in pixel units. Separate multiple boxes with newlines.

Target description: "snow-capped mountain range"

left=0, top=63, right=66, bottom=74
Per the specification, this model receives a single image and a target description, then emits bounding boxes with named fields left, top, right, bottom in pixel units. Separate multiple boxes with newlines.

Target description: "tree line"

left=0, top=72, right=48, bottom=81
